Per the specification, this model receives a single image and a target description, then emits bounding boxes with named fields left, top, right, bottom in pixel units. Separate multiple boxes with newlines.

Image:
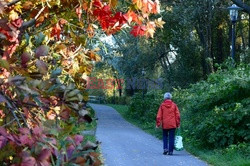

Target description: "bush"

left=128, top=91, right=163, bottom=127
left=106, top=96, right=131, bottom=105
left=174, top=64, right=250, bottom=148
left=127, top=65, right=250, bottom=149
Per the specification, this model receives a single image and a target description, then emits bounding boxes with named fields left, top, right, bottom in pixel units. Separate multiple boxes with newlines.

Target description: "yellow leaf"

left=109, top=0, right=118, bottom=7
left=155, top=17, right=165, bottom=28
left=9, top=10, right=19, bottom=21
left=145, top=21, right=156, bottom=38
left=55, top=44, right=67, bottom=52
left=14, top=4, right=22, bottom=13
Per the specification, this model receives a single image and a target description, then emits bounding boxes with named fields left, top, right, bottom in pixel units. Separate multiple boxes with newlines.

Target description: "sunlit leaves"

left=0, top=0, right=162, bottom=164
left=132, top=0, right=160, bottom=14
left=155, top=17, right=165, bottom=28
left=50, top=23, right=61, bottom=40
left=9, top=11, right=19, bottom=21
left=130, top=25, right=146, bottom=37
left=22, top=1, right=34, bottom=10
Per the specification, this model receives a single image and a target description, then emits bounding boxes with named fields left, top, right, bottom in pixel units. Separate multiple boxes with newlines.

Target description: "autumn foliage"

left=0, top=0, right=162, bottom=165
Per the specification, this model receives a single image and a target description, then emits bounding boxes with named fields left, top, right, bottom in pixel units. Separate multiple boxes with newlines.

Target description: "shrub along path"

left=90, top=104, right=207, bottom=166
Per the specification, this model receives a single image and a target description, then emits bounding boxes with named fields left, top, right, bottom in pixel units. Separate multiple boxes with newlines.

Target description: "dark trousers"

left=163, top=128, right=176, bottom=152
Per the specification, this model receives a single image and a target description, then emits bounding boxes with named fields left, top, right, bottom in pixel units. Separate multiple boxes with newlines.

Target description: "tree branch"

left=0, top=92, right=30, bottom=128
left=21, top=7, right=46, bottom=30
left=0, top=92, right=22, bottom=128
left=7, top=0, right=20, bottom=6
left=1, top=119, right=15, bottom=127
left=232, top=0, right=250, bottom=14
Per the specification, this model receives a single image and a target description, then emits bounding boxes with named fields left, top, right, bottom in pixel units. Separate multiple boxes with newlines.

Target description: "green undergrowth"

left=107, top=64, right=250, bottom=166
left=107, top=103, right=250, bottom=166
left=85, top=106, right=97, bottom=130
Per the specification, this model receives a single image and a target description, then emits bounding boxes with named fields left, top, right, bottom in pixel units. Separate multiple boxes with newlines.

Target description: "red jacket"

left=156, top=99, right=180, bottom=129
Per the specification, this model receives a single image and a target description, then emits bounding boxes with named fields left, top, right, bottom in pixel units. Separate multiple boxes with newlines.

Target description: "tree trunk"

left=249, top=14, right=250, bottom=48
left=239, top=16, right=246, bottom=50
left=116, top=78, right=122, bottom=97
left=195, top=25, right=210, bottom=78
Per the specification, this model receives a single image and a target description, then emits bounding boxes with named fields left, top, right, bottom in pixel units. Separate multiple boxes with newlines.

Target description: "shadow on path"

left=90, top=104, right=208, bottom=166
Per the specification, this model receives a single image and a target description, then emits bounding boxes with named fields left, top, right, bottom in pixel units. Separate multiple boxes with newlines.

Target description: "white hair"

left=164, top=92, right=172, bottom=99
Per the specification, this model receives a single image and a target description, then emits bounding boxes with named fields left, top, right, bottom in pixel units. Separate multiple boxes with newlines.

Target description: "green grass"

left=107, top=104, right=250, bottom=166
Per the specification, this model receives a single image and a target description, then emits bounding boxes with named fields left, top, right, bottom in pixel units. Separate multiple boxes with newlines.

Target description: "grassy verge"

left=107, top=104, right=250, bottom=166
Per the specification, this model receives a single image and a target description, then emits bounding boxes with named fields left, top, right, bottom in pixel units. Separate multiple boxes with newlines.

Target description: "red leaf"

left=93, top=0, right=103, bottom=8
left=21, top=156, right=36, bottom=166
left=152, top=0, right=160, bottom=14
left=0, top=19, right=11, bottom=31
left=114, top=12, right=127, bottom=25
left=19, top=135, right=30, bottom=145
left=21, top=52, right=32, bottom=65
left=0, top=136, right=7, bottom=149
left=130, top=25, right=146, bottom=37
left=76, top=6, right=82, bottom=20
left=35, top=45, right=49, bottom=58
left=124, top=10, right=140, bottom=24
left=35, top=60, right=48, bottom=74
left=11, top=18, right=23, bottom=28
left=3, top=43, right=19, bottom=59
left=33, top=126, right=42, bottom=136
left=74, top=135, right=84, bottom=145
left=50, top=23, right=61, bottom=40
left=67, top=144, right=75, bottom=159
left=37, top=149, right=51, bottom=162
left=19, top=128, right=30, bottom=135
left=59, top=109, right=70, bottom=120
left=0, top=127, right=8, bottom=137
left=22, top=136, right=34, bottom=147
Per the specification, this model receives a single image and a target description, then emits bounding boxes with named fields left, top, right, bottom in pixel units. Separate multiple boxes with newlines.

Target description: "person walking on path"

left=156, top=92, right=181, bottom=155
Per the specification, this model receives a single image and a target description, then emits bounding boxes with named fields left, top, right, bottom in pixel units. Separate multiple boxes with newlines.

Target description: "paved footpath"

left=90, top=104, right=208, bottom=166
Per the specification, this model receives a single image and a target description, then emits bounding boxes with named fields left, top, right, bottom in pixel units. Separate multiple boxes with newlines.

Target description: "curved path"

left=90, top=104, right=208, bottom=166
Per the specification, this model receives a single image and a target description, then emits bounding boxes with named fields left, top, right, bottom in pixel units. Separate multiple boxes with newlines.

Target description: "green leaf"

left=0, top=58, right=9, bottom=70
left=35, top=32, right=46, bottom=46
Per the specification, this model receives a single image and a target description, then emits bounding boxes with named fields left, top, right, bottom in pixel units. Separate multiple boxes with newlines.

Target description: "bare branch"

left=1, top=119, right=15, bottom=127
left=21, top=7, right=46, bottom=30
left=21, top=19, right=36, bottom=30
left=0, top=92, right=29, bottom=128
left=3, top=96, right=22, bottom=128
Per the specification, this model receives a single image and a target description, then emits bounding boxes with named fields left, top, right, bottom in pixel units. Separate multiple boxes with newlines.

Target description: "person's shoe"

left=163, top=150, right=168, bottom=155
left=168, top=152, right=173, bottom=155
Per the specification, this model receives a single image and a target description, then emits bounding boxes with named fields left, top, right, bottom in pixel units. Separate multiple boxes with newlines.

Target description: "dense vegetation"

left=174, top=64, right=250, bottom=148
left=123, top=65, right=250, bottom=165
left=0, top=0, right=163, bottom=165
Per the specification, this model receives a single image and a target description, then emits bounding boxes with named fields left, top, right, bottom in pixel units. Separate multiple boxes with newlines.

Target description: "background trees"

left=92, top=0, right=250, bottom=98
